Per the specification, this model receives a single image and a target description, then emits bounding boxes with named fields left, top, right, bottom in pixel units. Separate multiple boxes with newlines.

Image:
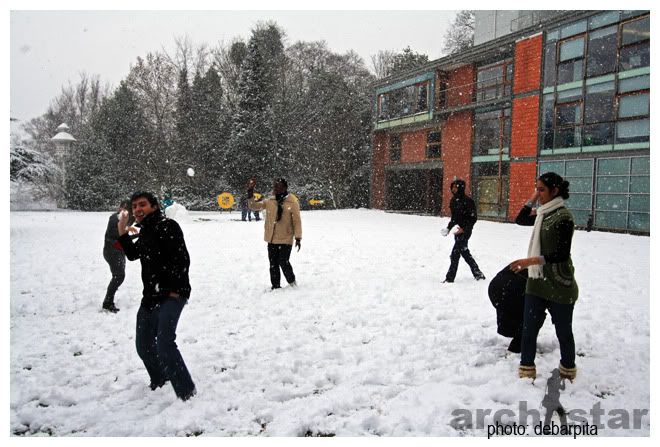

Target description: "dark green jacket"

left=516, top=206, right=579, bottom=304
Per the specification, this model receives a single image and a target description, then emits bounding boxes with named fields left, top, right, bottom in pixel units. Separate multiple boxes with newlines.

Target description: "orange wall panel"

left=441, top=111, right=473, bottom=215
left=446, top=65, right=474, bottom=108
left=511, top=95, right=540, bottom=158
left=513, top=34, right=543, bottom=94
left=508, top=162, right=538, bottom=219
left=401, top=130, right=428, bottom=163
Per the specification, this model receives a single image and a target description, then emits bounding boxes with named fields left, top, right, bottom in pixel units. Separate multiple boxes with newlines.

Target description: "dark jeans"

left=520, top=293, right=575, bottom=368
left=267, top=243, right=295, bottom=288
left=241, top=206, right=251, bottom=221
left=103, top=247, right=125, bottom=303
left=445, top=232, right=483, bottom=281
left=136, top=298, right=195, bottom=399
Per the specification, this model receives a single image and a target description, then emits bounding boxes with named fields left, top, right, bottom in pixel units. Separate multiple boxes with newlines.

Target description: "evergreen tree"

left=227, top=23, right=286, bottom=190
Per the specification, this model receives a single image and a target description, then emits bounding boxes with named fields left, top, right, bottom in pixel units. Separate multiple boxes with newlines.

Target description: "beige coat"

left=249, top=194, right=302, bottom=245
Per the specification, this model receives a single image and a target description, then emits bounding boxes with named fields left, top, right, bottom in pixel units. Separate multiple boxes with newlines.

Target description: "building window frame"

left=426, top=130, right=442, bottom=159
left=475, top=59, right=513, bottom=103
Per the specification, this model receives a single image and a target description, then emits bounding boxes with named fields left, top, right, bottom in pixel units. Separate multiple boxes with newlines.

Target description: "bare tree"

left=442, top=10, right=475, bottom=55
left=370, top=49, right=396, bottom=79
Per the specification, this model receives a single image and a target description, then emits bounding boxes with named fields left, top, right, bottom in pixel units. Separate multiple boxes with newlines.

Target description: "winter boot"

left=474, top=272, right=486, bottom=280
left=559, top=364, right=577, bottom=381
left=518, top=365, right=536, bottom=379
left=102, top=298, right=120, bottom=313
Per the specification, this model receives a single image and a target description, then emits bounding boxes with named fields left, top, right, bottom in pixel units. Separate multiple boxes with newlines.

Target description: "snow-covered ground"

left=9, top=209, right=650, bottom=437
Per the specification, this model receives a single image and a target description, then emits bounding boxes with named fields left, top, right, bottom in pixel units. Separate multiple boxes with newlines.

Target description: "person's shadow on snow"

left=541, top=368, right=568, bottom=429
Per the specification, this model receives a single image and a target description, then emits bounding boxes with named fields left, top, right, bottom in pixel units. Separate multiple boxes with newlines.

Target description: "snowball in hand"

left=187, top=168, right=195, bottom=177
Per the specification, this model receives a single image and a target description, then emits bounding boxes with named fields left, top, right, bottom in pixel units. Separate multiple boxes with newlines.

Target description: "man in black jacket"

left=441, top=179, right=485, bottom=283
left=118, top=191, right=196, bottom=401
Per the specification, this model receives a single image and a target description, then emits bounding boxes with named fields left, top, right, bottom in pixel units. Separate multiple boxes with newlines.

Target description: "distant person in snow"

left=102, top=200, right=135, bottom=313
left=117, top=191, right=196, bottom=401
left=509, top=172, right=578, bottom=381
left=248, top=178, right=302, bottom=290
left=441, top=179, right=485, bottom=283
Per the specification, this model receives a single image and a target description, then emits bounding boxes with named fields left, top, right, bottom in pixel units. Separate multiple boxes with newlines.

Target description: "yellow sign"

left=253, top=192, right=263, bottom=200
left=217, top=192, right=235, bottom=209
left=309, top=199, right=324, bottom=206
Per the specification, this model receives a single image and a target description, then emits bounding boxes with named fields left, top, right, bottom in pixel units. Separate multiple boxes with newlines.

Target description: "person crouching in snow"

left=117, top=191, right=196, bottom=401
left=509, top=172, right=578, bottom=381
left=248, top=178, right=302, bottom=290
left=441, top=178, right=485, bottom=283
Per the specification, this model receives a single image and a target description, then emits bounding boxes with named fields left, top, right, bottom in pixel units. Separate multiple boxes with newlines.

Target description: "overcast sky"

left=10, top=8, right=459, bottom=124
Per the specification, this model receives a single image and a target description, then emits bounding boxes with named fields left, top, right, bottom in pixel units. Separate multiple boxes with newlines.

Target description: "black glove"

left=295, top=238, right=301, bottom=252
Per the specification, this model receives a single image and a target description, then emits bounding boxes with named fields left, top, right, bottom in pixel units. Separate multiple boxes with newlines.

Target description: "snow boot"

left=559, top=364, right=577, bottom=382
left=518, top=365, right=536, bottom=379
left=474, top=272, right=486, bottom=280
left=102, top=300, right=120, bottom=313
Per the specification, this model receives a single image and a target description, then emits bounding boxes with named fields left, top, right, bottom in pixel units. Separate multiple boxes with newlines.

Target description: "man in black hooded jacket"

left=118, top=191, right=196, bottom=401
left=441, top=179, right=485, bottom=283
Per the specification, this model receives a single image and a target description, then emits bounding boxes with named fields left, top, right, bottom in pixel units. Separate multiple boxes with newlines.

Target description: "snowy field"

left=9, top=209, right=650, bottom=437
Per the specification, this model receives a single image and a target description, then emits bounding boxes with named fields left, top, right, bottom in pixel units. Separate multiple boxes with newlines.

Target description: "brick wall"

left=446, top=65, right=474, bottom=108
left=513, top=34, right=543, bottom=95
left=401, top=129, right=428, bottom=163
left=371, top=132, right=388, bottom=209
left=441, top=111, right=473, bottom=215
left=511, top=95, right=540, bottom=158
left=508, top=162, right=538, bottom=218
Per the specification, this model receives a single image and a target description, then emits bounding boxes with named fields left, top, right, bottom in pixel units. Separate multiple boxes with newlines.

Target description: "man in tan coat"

left=248, top=178, right=302, bottom=289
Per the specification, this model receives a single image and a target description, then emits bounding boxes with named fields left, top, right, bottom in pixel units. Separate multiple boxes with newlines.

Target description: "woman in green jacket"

left=509, top=172, right=578, bottom=381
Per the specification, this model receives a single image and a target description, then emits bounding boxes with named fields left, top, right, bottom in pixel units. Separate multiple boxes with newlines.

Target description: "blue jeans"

left=520, top=294, right=575, bottom=368
left=136, top=298, right=195, bottom=399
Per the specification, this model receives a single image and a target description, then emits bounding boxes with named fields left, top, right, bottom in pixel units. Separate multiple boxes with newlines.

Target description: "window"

left=426, top=131, right=441, bottom=158
left=557, top=36, right=585, bottom=84
left=472, top=162, right=509, bottom=219
left=473, top=108, right=510, bottom=156
left=616, top=119, right=649, bottom=144
left=389, top=135, right=401, bottom=161
left=619, top=16, right=650, bottom=71
left=584, top=82, right=615, bottom=146
left=584, top=82, right=615, bottom=123
left=595, top=156, right=650, bottom=231
left=618, top=93, right=649, bottom=118
left=615, top=72, right=649, bottom=144
left=541, top=94, right=555, bottom=149
left=553, top=87, right=582, bottom=148
left=543, top=43, right=557, bottom=87
left=586, top=26, right=617, bottom=77
left=377, top=81, right=431, bottom=121
left=475, top=61, right=513, bottom=102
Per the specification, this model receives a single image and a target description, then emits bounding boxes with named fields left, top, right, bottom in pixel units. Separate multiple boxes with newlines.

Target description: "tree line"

left=13, top=17, right=473, bottom=210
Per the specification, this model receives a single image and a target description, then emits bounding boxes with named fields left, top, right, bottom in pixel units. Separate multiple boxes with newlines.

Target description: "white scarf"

left=527, top=196, right=565, bottom=279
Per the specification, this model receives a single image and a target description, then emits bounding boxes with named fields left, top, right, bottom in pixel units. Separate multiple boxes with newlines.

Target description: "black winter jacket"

left=118, top=209, right=191, bottom=309
left=447, top=193, right=478, bottom=234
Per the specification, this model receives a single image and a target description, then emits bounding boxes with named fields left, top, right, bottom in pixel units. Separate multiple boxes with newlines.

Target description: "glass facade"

left=539, top=156, right=649, bottom=232
left=378, top=81, right=431, bottom=121
left=473, top=107, right=511, bottom=156
left=542, top=12, right=649, bottom=153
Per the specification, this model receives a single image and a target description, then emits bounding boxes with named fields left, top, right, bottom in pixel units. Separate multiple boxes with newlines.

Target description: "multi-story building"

left=371, top=10, right=649, bottom=234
